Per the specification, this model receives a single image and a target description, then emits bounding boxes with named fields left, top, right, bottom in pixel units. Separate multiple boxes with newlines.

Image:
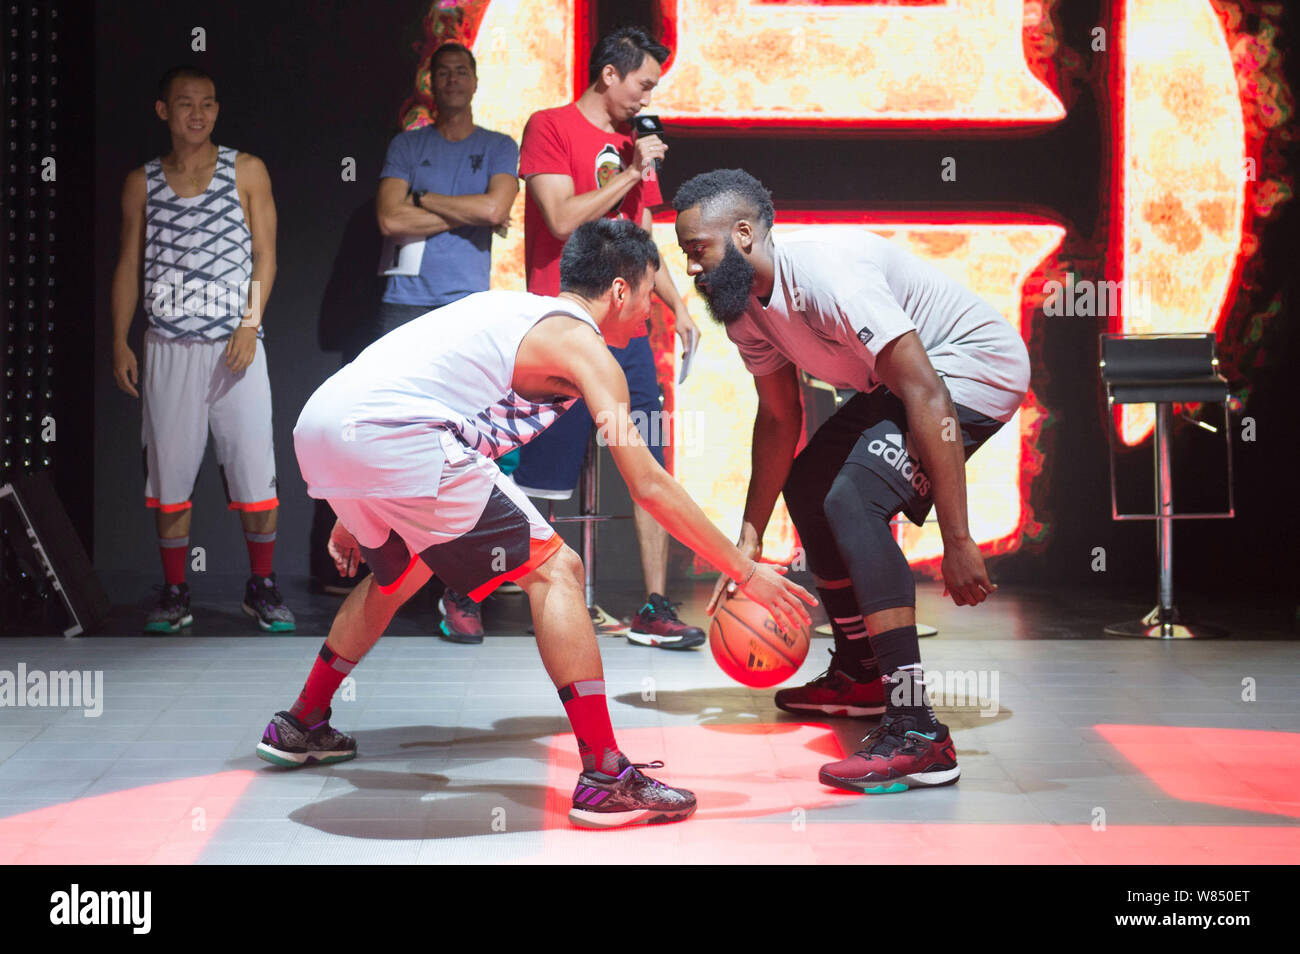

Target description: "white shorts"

left=142, top=329, right=278, bottom=513
left=327, top=445, right=560, bottom=602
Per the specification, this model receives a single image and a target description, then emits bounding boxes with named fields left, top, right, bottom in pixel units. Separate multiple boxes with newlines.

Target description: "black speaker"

left=0, top=472, right=110, bottom=636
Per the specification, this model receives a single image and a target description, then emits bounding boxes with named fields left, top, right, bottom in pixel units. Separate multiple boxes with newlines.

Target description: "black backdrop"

left=80, top=0, right=1299, bottom=607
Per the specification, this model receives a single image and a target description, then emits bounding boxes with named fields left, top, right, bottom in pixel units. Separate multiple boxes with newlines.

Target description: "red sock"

left=559, top=679, right=624, bottom=774
left=159, top=536, right=188, bottom=586
left=290, top=643, right=357, bottom=726
left=245, top=530, right=275, bottom=579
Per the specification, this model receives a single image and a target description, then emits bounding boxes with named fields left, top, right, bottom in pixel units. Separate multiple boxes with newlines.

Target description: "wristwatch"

left=411, top=189, right=425, bottom=208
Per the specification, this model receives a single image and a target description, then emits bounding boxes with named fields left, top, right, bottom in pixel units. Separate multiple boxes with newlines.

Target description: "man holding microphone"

left=511, top=26, right=706, bottom=649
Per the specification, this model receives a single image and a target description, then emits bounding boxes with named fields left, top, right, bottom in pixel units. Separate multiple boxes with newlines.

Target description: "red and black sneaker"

left=438, top=588, right=484, bottom=644
left=627, top=593, right=706, bottom=650
left=818, top=715, right=960, bottom=794
left=774, top=653, right=886, bottom=717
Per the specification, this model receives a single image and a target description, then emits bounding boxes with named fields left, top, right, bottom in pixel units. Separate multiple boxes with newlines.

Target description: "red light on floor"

left=0, top=771, right=257, bottom=865
left=1095, top=724, right=1300, bottom=819
left=518, top=724, right=1300, bottom=864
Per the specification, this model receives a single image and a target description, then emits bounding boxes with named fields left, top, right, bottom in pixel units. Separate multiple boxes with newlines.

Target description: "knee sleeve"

left=824, top=464, right=915, bottom=614
left=783, top=454, right=849, bottom=579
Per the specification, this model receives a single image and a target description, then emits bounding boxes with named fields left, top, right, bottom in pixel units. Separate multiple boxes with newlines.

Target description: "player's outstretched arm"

left=704, top=364, right=804, bottom=613
left=742, top=363, right=804, bottom=546
left=873, top=331, right=995, bottom=607
left=110, top=168, right=147, bottom=398
left=560, top=330, right=816, bottom=631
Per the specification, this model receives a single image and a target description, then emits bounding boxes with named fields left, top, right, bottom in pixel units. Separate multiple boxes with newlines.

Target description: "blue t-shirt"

left=380, top=125, right=519, bottom=307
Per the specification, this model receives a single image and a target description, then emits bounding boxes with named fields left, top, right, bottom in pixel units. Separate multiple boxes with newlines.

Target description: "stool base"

left=1105, top=606, right=1228, bottom=640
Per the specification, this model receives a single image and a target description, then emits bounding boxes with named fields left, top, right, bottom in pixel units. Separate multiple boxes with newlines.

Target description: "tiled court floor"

left=1, top=631, right=1297, bottom=863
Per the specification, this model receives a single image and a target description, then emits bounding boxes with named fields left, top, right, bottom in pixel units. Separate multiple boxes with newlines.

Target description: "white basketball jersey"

left=295, top=290, right=598, bottom=498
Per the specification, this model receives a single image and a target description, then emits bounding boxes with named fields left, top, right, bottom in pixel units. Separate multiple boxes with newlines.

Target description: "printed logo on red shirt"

left=595, top=144, right=622, bottom=188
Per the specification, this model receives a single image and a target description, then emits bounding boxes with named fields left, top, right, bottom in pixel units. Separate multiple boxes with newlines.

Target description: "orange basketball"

left=709, top=596, right=810, bottom=688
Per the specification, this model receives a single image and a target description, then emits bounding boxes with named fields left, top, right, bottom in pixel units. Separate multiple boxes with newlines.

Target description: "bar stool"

left=1099, top=333, right=1234, bottom=639
left=800, top=372, right=939, bottom=637
left=545, top=428, right=630, bottom=613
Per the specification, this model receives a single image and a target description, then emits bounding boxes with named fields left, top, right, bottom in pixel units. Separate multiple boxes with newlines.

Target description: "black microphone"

left=633, top=114, right=665, bottom=174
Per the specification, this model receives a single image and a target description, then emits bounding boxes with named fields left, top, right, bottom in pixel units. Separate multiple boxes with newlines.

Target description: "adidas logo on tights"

left=865, top=433, right=932, bottom=497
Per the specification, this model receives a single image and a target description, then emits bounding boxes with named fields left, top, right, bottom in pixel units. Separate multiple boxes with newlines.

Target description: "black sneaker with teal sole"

left=568, top=759, right=697, bottom=828
left=143, top=582, right=192, bottom=633
left=256, top=709, right=356, bottom=767
left=242, top=573, right=296, bottom=632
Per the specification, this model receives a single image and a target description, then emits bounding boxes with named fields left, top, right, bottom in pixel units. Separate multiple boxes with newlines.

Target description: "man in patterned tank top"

left=110, top=65, right=294, bottom=634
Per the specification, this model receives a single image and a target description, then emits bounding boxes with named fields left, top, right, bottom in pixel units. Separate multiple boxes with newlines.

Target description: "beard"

left=696, top=239, right=756, bottom=326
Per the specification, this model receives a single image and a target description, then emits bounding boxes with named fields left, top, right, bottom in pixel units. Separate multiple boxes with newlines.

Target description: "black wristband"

left=411, top=190, right=424, bottom=208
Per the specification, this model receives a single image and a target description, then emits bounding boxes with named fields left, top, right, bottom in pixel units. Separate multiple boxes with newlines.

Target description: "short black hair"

left=157, top=65, right=215, bottom=103
left=672, top=168, right=775, bottom=231
left=431, top=42, right=476, bottom=76
left=588, top=26, right=670, bottom=86
left=560, top=219, right=661, bottom=298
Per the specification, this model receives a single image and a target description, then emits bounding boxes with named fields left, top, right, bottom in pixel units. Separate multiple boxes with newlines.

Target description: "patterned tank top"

left=143, top=145, right=253, bottom=340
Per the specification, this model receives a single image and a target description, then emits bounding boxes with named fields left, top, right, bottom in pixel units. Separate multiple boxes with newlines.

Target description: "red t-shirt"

left=519, top=102, right=663, bottom=309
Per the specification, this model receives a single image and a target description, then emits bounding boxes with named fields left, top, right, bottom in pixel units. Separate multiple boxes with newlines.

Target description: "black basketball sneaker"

left=144, top=582, right=192, bottom=633
left=256, top=708, right=356, bottom=767
left=568, top=759, right=697, bottom=828
left=243, top=573, right=296, bottom=633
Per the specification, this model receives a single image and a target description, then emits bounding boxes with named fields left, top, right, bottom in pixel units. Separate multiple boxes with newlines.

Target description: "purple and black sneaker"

left=568, top=759, right=697, bottom=829
left=256, top=708, right=356, bottom=768
left=243, top=573, right=296, bottom=633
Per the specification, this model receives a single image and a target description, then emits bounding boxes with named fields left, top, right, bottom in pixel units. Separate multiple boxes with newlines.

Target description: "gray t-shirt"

left=726, top=229, right=1031, bottom=422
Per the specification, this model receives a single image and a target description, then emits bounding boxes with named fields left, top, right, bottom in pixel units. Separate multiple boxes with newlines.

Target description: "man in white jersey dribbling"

left=673, top=169, right=1031, bottom=794
left=263, top=218, right=815, bottom=828
left=110, top=65, right=293, bottom=634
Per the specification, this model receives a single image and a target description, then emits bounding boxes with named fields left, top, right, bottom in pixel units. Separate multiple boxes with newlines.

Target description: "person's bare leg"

left=518, top=545, right=602, bottom=687
left=517, top=542, right=697, bottom=825
left=632, top=502, right=668, bottom=597
left=864, top=606, right=915, bottom=636
left=155, top=507, right=192, bottom=540
left=239, top=506, right=277, bottom=535
left=325, top=561, right=433, bottom=663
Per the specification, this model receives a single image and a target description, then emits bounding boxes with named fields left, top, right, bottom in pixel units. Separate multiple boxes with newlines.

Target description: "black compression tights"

left=785, top=460, right=915, bottom=617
